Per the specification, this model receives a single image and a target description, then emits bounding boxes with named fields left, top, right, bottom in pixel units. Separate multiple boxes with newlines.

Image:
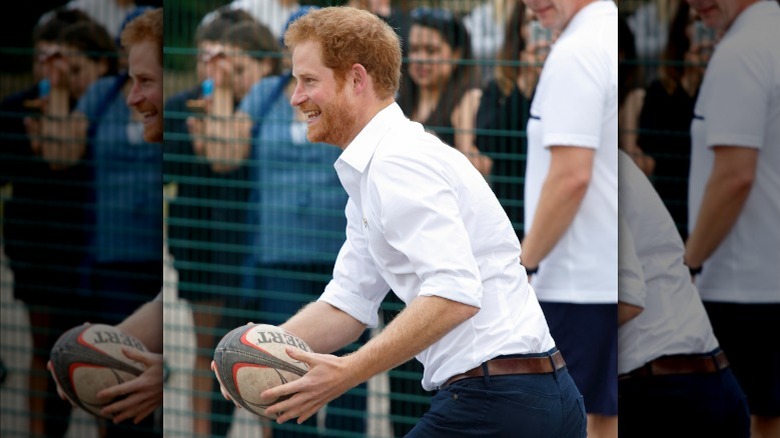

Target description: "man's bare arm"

left=281, top=301, right=368, bottom=354
left=618, top=301, right=643, bottom=327
left=115, top=299, right=163, bottom=354
left=685, top=146, right=757, bottom=268
left=262, top=295, right=479, bottom=424
left=521, top=146, right=595, bottom=269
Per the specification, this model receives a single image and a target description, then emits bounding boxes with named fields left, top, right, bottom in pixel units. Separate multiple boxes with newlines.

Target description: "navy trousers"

left=408, top=353, right=586, bottom=437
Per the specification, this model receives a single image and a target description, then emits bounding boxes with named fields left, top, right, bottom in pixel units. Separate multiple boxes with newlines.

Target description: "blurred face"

left=289, top=40, right=358, bottom=149
left=126, top=40, right=163, bottom=143
left=522, top=0, right=592, bottom=32
left=407, top=25, right=458, bottom=89
left=522, top=9, right=552, bottom=65
left=33, top=42, right=58, bottom=82
left=225, top=44, right=272, bottom=100
left=197, top=41, right=222, bottom=83
left=686, top=0, right=754, bottom=32
left=62, top=46, right=108, bottom=99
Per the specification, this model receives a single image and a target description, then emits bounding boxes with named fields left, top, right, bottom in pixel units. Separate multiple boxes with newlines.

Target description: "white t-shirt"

left=688, top=1, right=780, bottom=303
left=321, top=103, right=555, bottom=391
left=524, top=0, right=618, bottom=303
left=618, top=151, right=718, bottom=374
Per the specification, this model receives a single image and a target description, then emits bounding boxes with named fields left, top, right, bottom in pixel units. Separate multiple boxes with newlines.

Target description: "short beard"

left=144, top=120, right=163, bottom=144
left=307, top=87, right=358, bottom=148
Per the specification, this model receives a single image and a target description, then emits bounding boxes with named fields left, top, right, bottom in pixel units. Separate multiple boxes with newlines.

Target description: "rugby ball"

left=212, top=323, right=312, bottom=419
left=49, top=323, right=148, bottom=419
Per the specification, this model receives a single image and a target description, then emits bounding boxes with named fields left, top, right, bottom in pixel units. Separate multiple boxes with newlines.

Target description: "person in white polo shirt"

left=683, top=0, right=780, bottom=436
left=519, top=0, right=618, bottom=437
left=212, top=6, right=586, bottom=436
left=618, top=149, right=750, bottom=437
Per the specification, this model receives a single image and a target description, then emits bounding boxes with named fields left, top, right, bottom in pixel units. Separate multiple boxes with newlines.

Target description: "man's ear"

left=350, top=63, right=369, bottom=94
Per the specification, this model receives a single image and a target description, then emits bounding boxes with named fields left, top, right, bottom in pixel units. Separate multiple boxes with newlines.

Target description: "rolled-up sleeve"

left=318, top=199, right=390, bottom=327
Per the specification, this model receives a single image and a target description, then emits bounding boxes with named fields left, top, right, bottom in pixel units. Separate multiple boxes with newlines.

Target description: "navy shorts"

left=540, top=302, right=618, bottom=415
left=408, top=349, right=586, bottom=437
left=704, top=302, right=780, bottom=416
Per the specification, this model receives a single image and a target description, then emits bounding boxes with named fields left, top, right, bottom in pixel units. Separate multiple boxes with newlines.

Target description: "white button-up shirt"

left=618, top=151, right=718, bottom=374
left=319, top=103, right=555, bottom=390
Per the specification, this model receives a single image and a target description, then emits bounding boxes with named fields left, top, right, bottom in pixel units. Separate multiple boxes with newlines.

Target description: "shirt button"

left=452, top=394, right=458, bottom=400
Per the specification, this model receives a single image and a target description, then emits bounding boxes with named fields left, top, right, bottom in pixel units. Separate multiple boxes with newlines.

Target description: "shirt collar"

left=561, top=0, right=616, bottom=38
left=723, top=0, right=775, bottom=39
left=336, top=102, right=406, bottom=174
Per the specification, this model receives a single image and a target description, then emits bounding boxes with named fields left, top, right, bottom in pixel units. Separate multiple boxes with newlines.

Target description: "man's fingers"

left=271, top=395, right=317, bottom=425
left=132, top=401, right=157, bottom=424
left=47, top=361, right=69, bottom=402
left=97, top=377, right=141, bottom=401
left=285, top=347, right=313, bottom=365
left=265, top=396, right=298, bottom=422
left=211, top=360, right=235, bottom=403
left=101, top=392, right=137, bottom=418
left=261, top=378, right=304, bottom=403
left=119, top=347, right=150, bottom=364
left=97, top=383, right=125, bottom=402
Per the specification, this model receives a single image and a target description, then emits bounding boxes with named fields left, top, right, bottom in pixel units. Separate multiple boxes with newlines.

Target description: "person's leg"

left=190, top=298, right=226, bottom=438
left=27, top=307, right=72, bottom=438
left=177, top=260, right=238, bottom=437
left=540, top=302, right=618, bottom=438
left=209, top=270, right=246, bottom=437
left=586, top=414, right=617, bottom=438
left=16, top=266, right=86, bottom=438
left=751, top=416, right=780, bottom=438
left=704, top=302, right=780, bottom=438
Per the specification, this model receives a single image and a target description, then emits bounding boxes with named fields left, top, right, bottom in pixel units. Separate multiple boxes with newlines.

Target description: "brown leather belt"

left=441, top=350, right=566, bottom=389
left=618, top=350, right=729, bottom=381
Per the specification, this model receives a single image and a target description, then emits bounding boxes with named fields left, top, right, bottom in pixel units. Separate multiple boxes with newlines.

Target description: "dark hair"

left=408, top=7, right=472, bottom=61
left=618, top=14, right=640, bottom=105
left=495, top=2, right=526, bottom=96
left=195, top=6, right=255, bottom=44
left=60, top=20, right=119, bottom=76
left=33, top=7, right=93, bottom=44
left=222, top=21, right=282, bottom=75
left=659, top=1, right=691, bottom=91
left=399, top=7, right=480, bottom=131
